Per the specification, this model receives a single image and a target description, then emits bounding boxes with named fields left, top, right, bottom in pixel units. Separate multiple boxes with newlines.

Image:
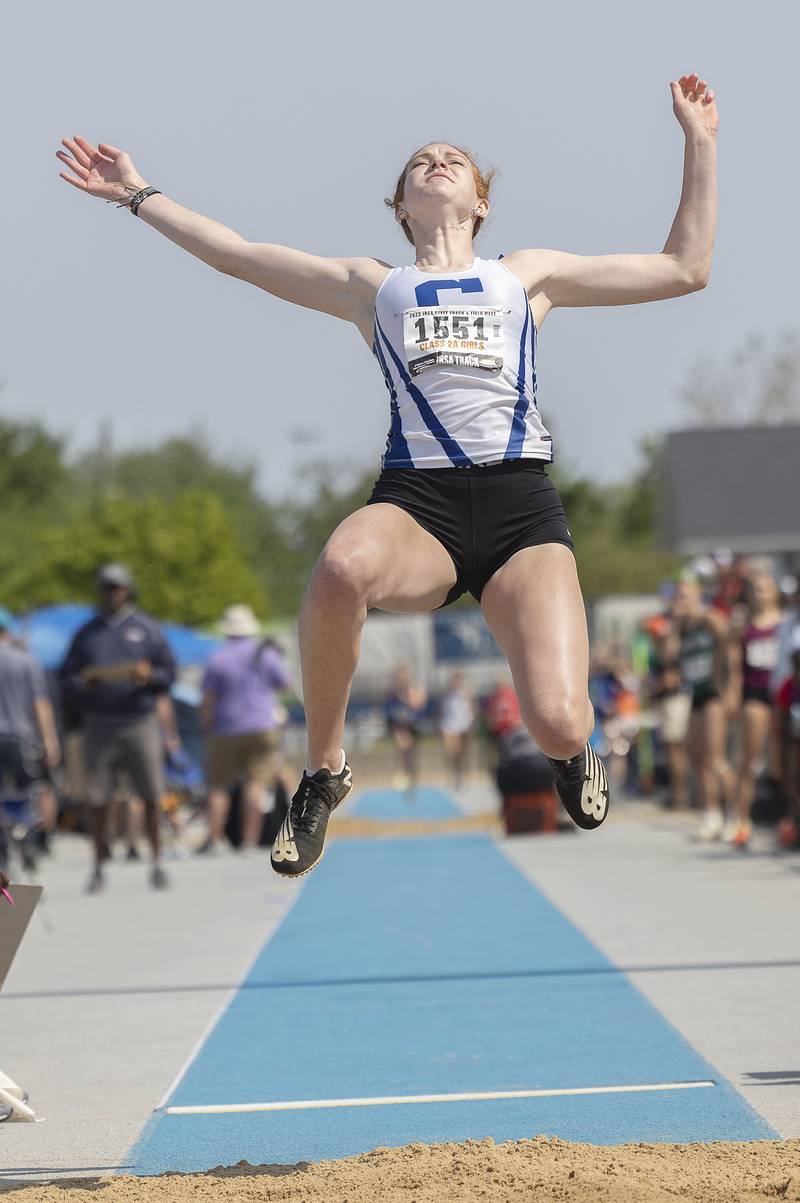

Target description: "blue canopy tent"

left=10, top=604, right=222, bottom=670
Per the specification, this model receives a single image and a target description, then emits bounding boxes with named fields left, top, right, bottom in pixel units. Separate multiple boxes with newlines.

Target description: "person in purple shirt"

left=199, top=605, right=291, bottom=854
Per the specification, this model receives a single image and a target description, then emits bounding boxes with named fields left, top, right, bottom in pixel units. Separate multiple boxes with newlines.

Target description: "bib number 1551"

left=403, top=306, right=505, bottom=377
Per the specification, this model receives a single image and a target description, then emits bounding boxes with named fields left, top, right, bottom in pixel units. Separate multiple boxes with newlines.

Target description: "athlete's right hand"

left=56, top=135, right=149, bottom=202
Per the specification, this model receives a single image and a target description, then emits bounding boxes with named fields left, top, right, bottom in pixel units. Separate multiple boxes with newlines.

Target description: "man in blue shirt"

left=60, top=565, right=176, bottom=892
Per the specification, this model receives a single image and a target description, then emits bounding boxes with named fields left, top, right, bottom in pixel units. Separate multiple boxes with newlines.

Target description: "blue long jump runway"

left=130, top=788, right=775, bottom=1174
left=353, top=784, right=461, bottom=821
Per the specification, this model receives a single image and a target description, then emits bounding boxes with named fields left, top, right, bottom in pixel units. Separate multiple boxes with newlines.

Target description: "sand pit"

left=5, top=1136, right=800, bottom=1203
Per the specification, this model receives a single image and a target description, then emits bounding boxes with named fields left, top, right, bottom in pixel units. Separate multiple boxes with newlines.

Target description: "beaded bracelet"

left=106, top=184, right=162, bottom=215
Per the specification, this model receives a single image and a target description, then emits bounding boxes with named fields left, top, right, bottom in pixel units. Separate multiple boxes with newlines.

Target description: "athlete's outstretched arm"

left=504, top=73, right=717, bottom=309
left=56, top=136, right=384, bottom=326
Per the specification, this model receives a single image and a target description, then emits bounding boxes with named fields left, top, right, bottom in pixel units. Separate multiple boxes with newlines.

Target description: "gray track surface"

left=1, top=797, right=798, bottom=1186
left=0, top=838, right=298, bottom=1186
left=500, top=805, right=800, bottom=1140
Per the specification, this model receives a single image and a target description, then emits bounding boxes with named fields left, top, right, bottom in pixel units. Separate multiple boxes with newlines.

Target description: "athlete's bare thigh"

left=323, top=502, right=457, bottom=612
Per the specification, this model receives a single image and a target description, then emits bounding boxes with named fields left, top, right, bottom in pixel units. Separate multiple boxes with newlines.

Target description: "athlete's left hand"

left=670, top=73, right=718, bottom=138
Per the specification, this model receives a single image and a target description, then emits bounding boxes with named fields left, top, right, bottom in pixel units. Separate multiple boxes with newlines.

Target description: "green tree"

left=72, top=431, right=295, bottom=614
left=4, top=490, right=267, bottom=625
left=0, top=415, right=72, bottom=601
left=616, top=436, right=665, bottom=542
left=551, top=453, right=680, bottom=600
left=0, top=412, right=687, bottom=620
left=0, top=416, right=68, bottom=511
left=273, top=466, right=377, bottom=611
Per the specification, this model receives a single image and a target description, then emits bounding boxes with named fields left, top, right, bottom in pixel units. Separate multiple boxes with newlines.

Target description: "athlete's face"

left=400, top=144, right=485, bottom=232
left=752, top=573, right=779, bottom=609
left=674, top=579, right=703, bottom=617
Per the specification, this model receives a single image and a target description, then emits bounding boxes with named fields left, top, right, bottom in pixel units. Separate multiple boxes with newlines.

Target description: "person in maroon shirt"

left=482, top=679, right=522, bottom=771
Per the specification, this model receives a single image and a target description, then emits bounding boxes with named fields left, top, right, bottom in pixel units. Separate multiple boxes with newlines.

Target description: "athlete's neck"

left=412, top=226, right=476, bottom=274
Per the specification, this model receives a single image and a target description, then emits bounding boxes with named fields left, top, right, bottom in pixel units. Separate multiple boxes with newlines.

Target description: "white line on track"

left=165, top=1079, right=716, bottom=1115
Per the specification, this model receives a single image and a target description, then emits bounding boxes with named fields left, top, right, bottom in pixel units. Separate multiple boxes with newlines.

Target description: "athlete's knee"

left=525, top=698, right=591, bottom=760
left=702, top=754, right=730, bottom=777
left=312, top=535, right=385, bottom=604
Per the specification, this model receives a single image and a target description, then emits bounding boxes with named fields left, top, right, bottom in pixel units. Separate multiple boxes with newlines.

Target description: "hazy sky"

left=5, top=0, right=797, bottom=499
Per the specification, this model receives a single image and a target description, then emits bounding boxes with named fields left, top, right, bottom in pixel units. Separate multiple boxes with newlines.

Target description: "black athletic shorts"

left=0, top=737, right=47, bottom=796
left=367, top=459, right=574, bottom=606
left=690, top=686, right=720, bottom=713
left=743, top=684, right=772, bottom=706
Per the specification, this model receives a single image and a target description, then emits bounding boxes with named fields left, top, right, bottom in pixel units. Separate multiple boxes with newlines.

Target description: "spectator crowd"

left=0, top=564, right=292, bottom=892
left=588, top=554, right=800, bottom=849
left=2, top=552, right=799, bottom=898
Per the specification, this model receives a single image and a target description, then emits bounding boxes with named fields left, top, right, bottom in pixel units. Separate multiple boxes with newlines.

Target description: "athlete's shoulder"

left=346, top=257, right=394, bottom=284
left=500, top=249, right=555, bottom=270
left=494, top=252, right=555, bottom=328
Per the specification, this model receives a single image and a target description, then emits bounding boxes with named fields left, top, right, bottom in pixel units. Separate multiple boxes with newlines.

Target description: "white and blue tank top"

left=372, top=256, right=552, bottom=469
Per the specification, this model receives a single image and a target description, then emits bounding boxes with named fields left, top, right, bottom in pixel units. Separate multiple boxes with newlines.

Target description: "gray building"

left=661, top=424, right=800, bottom=562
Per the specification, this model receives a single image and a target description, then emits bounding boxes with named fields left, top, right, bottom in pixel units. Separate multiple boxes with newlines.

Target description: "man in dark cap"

left=59, top=564, right=176, bottom=892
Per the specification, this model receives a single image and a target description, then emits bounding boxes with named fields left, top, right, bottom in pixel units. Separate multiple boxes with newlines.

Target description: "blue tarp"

left=8, top=604, right=223, bottom=669
left=433, top=610, right=501, bottom=662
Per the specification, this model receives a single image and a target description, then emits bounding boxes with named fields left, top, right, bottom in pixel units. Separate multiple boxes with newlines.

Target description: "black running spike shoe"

left=270, top=761, right=353, bottom=878
left=546, top=745, right=610, bottom=830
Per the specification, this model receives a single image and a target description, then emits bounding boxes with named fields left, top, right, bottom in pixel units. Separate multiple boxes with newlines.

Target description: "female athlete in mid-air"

left=57, top=73, right=718, bottom=877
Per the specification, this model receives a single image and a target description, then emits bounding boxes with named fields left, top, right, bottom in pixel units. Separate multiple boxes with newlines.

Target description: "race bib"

left=402, top=306, right=505, bottom=377
left=682, top=652, right=714, bottom=684
left=745, top=637, right=778, bottom=671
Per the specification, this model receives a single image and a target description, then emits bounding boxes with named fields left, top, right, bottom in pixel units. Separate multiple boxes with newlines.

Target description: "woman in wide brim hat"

left=218, top=605, right=261, bottom=639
